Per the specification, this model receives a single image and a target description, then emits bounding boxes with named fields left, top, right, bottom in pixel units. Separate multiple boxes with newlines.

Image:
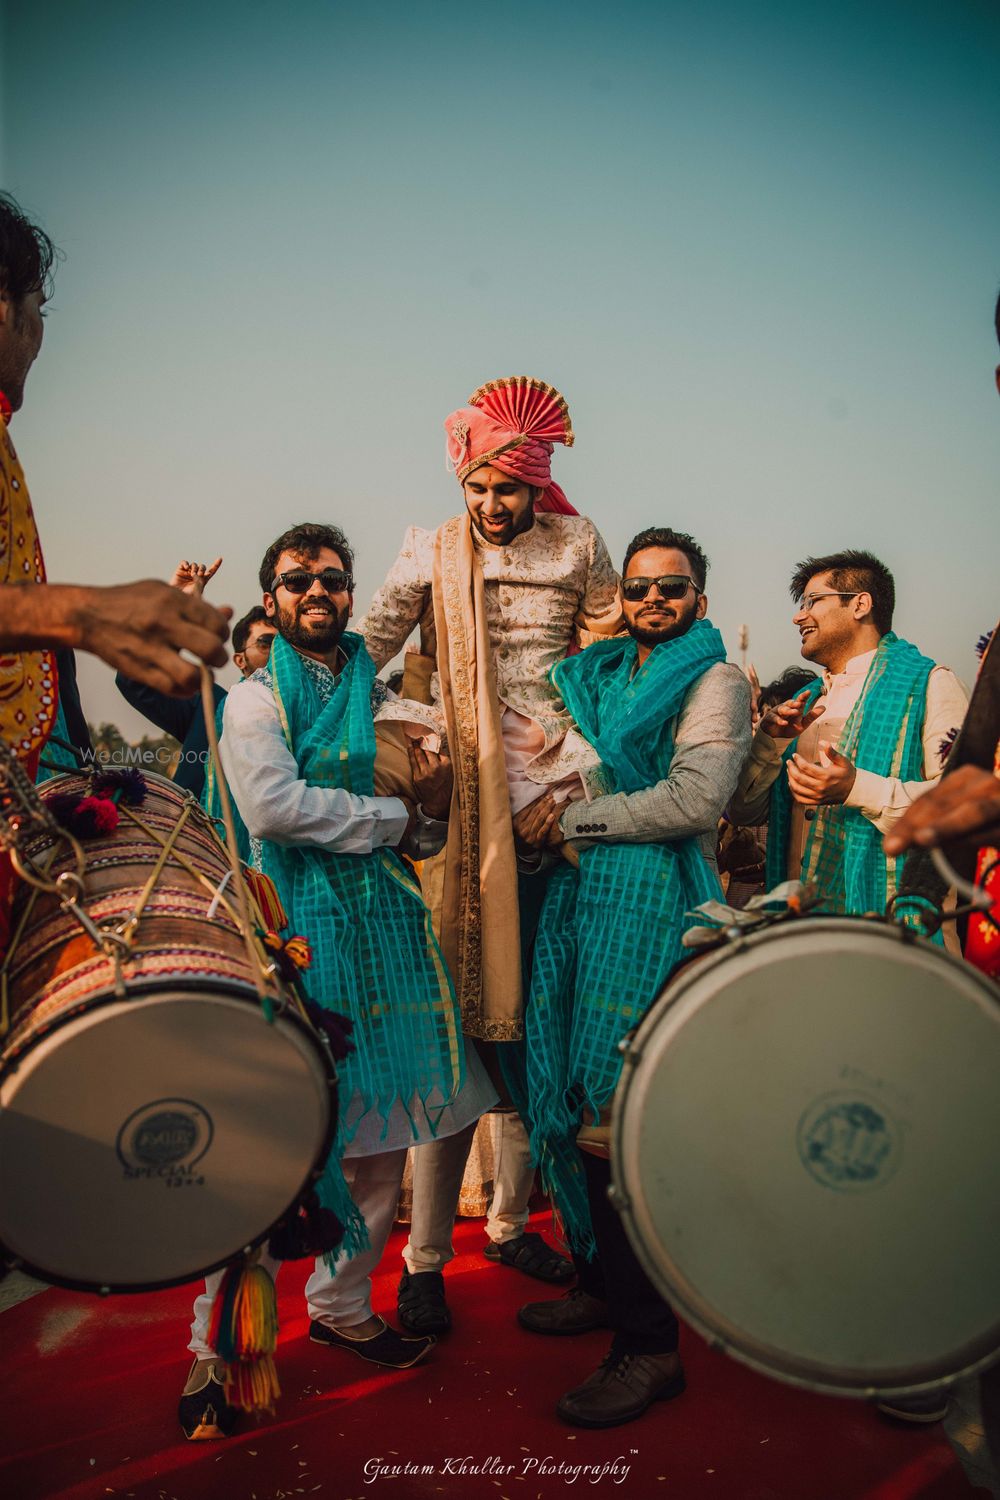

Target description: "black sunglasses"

left=270, top=567, right=354, bottom=596
left=621, top=574, right=698, bottom=603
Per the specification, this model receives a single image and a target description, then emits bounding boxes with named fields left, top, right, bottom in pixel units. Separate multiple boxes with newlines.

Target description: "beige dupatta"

left=432, top=515, right=523, bottom=1040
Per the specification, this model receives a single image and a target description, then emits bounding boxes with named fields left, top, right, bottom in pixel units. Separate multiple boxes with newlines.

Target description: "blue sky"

left=3, top=0, right=999, bottom=734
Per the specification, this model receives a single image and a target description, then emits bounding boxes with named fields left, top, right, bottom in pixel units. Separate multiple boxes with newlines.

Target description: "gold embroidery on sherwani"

left=360, top=512, right=623, bottom=1042
left=0, top=422, right=56, bottom=764
left=433, top=516, right=523, bottom=1041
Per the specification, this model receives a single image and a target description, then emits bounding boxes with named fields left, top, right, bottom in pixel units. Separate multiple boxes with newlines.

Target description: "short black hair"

left=0, top=192, right=57, bottom=302
left=789, top=549, right=895, bottom=636
left=232, top=604, right=269, bottom=656
left=258, top=522, right=355, bottom=594
left=759, top=665, right=818, bottom=710
left=622, top=527, right=709, bottom=593
left=995, top=284, right=1000, bottom=349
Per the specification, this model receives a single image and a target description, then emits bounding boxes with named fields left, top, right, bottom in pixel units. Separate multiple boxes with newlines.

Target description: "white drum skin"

left=0, top=989, right=335, bottom=1291
left=611, top=917, right=1000, bottom=1397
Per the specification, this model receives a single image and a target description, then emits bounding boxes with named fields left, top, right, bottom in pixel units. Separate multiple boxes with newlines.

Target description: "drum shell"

left=611, top=916, right=1000, bottom=1398
left=0, top=989, right=338, bottom=1292
left=0, top=772, right=336, bottom=1292
left=2, top=772, right=280, bottom=1058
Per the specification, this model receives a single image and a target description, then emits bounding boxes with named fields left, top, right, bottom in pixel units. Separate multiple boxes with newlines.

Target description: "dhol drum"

left=0, top=771, right=337, bottom=1292
left=611, top=915, right=1000, bottom=1398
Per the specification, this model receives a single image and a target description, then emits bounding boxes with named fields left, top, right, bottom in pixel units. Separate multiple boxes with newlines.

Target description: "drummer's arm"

left=845, top=667, right=969, bottom=837
left=357, top=526, right=434, bottom=672
left=560, top=664, right=752, bottom=845
left=219, top=680, right=409, bottom=855
left=115, top=671, right=200, bottom=743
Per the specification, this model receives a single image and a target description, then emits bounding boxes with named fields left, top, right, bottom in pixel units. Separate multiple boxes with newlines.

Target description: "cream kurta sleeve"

left=845, top=665, right=969, bottom=835
left=573, top=521, right=623, bottom=646
left=727, top=730, right=785, bottom=826
left=357, top=525, right=434, bottom=671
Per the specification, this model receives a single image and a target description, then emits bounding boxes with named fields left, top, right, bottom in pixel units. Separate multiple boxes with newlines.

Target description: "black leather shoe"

left=484, top=1231, right=574, bottom=1283
left=557, top=1351, right=686, bottom=1428
left=397, top=1268, right=451, bottom=1335
left=178, top=1358, right=239, bottom=1441
left=309, top=1316, right=434, bottom=1369
left=518, top=1287, right=609, bottom=1335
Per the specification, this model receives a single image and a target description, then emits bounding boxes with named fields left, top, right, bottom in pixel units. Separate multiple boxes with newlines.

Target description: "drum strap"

left=199, top=669, right=273, bottom=1008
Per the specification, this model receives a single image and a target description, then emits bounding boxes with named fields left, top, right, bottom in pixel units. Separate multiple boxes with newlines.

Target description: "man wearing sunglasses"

left=177, top=522, right=497, bottom=1440
left=515, top=526, right=751, bottom=1427
left=729, top=549, right=967, bottom=946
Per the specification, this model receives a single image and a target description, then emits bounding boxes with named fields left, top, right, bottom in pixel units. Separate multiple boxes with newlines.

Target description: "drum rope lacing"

left=0, top=738, right=93, bottom=1032
left=199, top=666, right=274, bottom=1006
left=0, top=677, right=291, bottom=1033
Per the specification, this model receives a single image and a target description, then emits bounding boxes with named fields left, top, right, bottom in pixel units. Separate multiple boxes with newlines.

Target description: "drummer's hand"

left=408, top=739, right=452, bottom=820
left=71, top=581, right=231, bottom=695
left=760, top=690, right=824, bottom=743
left=884, top=765, right=1000, bottom=855
left=169, top=558, right=223, bottom=596
left=787, top=742, right=856, bottom=806
left=514, top=792, right=564, bottom=851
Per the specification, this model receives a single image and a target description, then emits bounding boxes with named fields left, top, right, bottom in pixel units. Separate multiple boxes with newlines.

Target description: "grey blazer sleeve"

left=560, top=662, right=752, bottom=845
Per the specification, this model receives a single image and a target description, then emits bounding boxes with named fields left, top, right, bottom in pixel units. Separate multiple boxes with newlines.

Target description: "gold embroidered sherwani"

left=359, top=512, right=621, bottom=1040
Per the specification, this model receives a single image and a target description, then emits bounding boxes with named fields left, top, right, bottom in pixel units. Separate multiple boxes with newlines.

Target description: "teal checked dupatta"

left=243, top=633, right=463, bottom=1254
left=526, top=621, right=728, bottom=1252
left=765, top=633, right=937, bottom=935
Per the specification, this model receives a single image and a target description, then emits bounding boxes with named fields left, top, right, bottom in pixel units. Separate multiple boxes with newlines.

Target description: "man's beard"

left=468, top=504, right=534, bottom=548
left=276, top=598, right=350, bottom=653
left=626, top=600, right=699, bottom=649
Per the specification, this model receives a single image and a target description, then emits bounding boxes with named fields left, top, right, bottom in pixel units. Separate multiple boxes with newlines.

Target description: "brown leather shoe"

left=557, top=1350, right=686, bottom=1428
left=517, top=1287, right=609, bottom=1335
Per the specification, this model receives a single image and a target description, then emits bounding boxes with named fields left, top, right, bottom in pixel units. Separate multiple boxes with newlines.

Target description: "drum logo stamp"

left=116, top=1098, right=213, bottom=1186
left=797, top=1092, right=902, bottom=1193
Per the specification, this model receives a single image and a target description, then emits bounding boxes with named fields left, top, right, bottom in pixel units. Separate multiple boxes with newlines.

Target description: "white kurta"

left=730, top=649, right=970, bottom=872
left=219, top=668, right=497, bottom=1155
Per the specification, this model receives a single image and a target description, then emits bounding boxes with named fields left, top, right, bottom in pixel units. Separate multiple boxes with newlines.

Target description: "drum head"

left=612, top=918, right=1000, bottom=1396
left=0, top=990, right=335, bottom=1291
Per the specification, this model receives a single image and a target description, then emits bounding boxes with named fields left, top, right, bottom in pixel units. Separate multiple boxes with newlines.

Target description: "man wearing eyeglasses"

left=514, top=526, right=751, bottom=1427
left=729, top=550, right=967, bottom=930
left=177, top=521, right=496, bottom=1441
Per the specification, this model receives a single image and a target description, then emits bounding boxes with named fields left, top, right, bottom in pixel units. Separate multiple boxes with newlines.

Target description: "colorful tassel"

left=48, top=792, right=120, bottom=838
left=92, top=767, right=147, bottom=805
left=207, top=1256, right=280, bottom=1413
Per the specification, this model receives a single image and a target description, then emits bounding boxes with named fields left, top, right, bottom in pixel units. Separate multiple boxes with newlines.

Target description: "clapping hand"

left=760, top=689, right=825, bottom=743
left=787, top=741, right=857, bottom=807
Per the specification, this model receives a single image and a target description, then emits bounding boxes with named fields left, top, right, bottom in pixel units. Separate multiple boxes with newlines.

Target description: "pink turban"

left=444, top=376, right=578, bottom=516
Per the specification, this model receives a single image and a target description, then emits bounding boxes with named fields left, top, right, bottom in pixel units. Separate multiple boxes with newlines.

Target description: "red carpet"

left=1, top=1214, right=975, bottom=1500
